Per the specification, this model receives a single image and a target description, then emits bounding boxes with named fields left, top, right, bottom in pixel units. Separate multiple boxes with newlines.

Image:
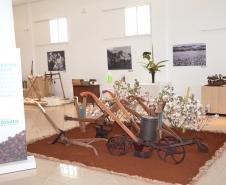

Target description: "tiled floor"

left=1, top=105, right=226, bottom=185
left=0, top=158, right=171, bottom=185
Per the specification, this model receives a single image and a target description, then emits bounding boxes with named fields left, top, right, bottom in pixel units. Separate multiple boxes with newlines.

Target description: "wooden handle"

left=80, top=91, right=139, bottom=143
left=80, top=91, right=93, bottom=97
left=64, top=115, right=97, bottom=123
left=102, top=90, right=115, bottom=98
left=128, top=95, right=145, bottom=102
left=35, top=101, right=61, bottom=134
left=103, top=91, right=140, bottom=133
left=129, top=96, right=151, bottom=115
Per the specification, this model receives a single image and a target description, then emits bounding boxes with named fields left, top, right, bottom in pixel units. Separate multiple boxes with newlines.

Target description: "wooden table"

left=72, top=84, right=100, bottom=103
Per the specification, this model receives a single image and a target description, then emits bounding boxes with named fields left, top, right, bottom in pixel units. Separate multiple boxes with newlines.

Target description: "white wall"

left=13, top=3, right=33, bottom=79
left=167, top=0, right=226, bottom=98
left=13, top=0, right=168, bottom=98
left=13, top=0, right=226, bottom=99
left=0, top=0, right=16, bottom=49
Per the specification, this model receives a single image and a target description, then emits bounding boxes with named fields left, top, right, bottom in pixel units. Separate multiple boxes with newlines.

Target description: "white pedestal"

left=0, top=156, right=36, bottom=175
left=140, top=82, right=169, bottom=97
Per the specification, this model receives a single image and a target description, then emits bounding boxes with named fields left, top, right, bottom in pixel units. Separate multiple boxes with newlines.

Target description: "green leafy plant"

left=142, top=47, right=167, bottom=74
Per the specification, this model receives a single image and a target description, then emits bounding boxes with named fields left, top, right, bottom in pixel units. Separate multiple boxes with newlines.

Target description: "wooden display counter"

left=201, top=85, right=226, bottom=114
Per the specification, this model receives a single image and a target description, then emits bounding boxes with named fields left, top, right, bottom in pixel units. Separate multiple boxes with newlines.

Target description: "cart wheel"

left=196, top=140, right=209, bottom=153
left=133, top=143, right=152, bottom=159
left=106, top=135, right=133, bottom=156
left=157, top=136, right=186, bottom=164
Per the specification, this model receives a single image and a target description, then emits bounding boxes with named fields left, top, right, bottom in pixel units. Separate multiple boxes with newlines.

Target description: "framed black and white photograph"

left=47, top=51, right=66, bottom=71
left=173, top=43, right=206, bottom=66
left=107, top=46, right=132, bottom=70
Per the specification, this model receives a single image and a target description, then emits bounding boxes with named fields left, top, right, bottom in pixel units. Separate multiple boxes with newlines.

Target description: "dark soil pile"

left=28, top=125, right=226, bottom=185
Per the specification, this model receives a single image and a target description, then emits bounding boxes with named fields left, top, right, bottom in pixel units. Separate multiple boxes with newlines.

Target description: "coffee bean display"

left=0, top=131, right=27, bottom=164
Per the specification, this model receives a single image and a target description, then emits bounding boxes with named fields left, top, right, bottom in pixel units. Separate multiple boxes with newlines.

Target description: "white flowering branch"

left=159, top=85, right=207, bottom=130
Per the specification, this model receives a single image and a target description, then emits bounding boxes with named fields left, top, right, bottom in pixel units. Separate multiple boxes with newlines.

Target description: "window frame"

left=49, top=17, right=69, bottom=44
left=124, top=4, right=151, bottom=37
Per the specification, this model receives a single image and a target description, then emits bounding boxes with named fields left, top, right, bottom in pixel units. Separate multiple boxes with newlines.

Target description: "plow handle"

left=128, top=96, right=151, bottom=115
left=103, top=90, right=140, bottom=134
left=35, top=101, right=62, bottom=134
left=80, top=91, right=140, bottom=143
left=102, top=90, right=115, bottom=98
left=64, top=115, right=97, bottom=123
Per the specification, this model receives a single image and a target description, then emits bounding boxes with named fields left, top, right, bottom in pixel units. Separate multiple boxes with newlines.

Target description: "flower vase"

left=151, top=72, right=155, bottom=83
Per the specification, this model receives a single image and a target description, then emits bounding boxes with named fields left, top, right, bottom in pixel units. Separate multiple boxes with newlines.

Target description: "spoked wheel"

left=195, top=139, right=209, bottom=153
left=133, top=143, right=152, bottom=159
left=157, top=136, right=186, bottom=164
left=106, top=135, right=133, bottom=156
left=94, top=124, right=113, bottom=138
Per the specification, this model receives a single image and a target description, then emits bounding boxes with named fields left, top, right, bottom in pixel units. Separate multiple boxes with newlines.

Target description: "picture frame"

left=47, top=51, right=66, bottom=71
left=107, top=46, right=132, bottom=70
left=173, top=43, right=206, bottom=66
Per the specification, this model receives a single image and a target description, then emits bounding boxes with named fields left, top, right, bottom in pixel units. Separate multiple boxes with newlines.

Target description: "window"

left=49, top=17, right=68, bottom=43
left=125, top=5, right=151, bottom=36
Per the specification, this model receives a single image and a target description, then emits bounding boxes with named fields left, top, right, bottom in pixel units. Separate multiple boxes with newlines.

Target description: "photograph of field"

left=173, top=43, right=206, bottom=66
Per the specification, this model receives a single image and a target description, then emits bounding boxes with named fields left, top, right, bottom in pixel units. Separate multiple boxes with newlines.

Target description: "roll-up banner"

left=0, top=49, right=35, bottom=174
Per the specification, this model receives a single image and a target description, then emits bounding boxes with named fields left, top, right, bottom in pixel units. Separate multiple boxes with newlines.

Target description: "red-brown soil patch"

left=27, top=125, right=226, bottom=185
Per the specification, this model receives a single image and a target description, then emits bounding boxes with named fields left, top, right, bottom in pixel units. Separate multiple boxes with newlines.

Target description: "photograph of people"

left=47, top=51, right=66, bottom=71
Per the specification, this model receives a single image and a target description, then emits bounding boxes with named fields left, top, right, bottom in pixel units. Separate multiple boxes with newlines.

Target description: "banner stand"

left=0, top=156, right=36, bottom=175
left=0, top=49, right=37, bottom=174
left=0, top=0, right=36, bottom=174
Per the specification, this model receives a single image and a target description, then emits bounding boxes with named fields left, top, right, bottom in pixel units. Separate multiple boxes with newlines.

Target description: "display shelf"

left=201, top=85, right=226, bottom=114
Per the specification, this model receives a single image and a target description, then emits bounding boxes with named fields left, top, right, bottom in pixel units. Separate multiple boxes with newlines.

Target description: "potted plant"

left=141, top=47, right=167, bottom=83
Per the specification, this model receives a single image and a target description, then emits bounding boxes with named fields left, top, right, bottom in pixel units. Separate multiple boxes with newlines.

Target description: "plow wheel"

left=133, top=143, right=152, bottom=159
left=94, top=124, right=113, bottom=138
left=195, top=139, right=209, bottom=153
left=157, top=136, right=186, bottom=164
left=106, top=135, right=133, bottom=156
